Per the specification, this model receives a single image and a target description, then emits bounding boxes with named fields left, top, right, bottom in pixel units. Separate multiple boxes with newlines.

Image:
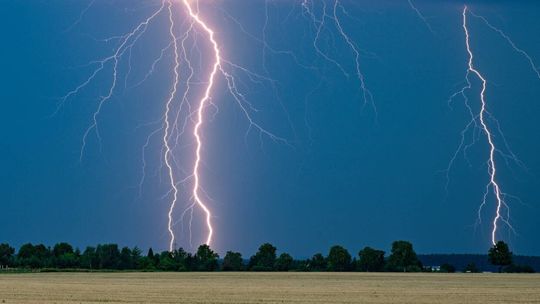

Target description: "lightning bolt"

left=446, top=5, right=540, bottom=246
left=61, top=0, right=291, bottom=251
left=179, top=0, right=219, bottom=248
left=56, top=0, right=538, bottom=253
left=462, top=6, right=506, bottom=246
left=58, top=2, right=167, bottom=159
left=164, top=0, right=181, bottom=252
left=448, top=5, right=538, bottom=246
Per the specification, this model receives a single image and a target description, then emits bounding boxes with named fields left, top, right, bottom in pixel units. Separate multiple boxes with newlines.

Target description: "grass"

left=0, top=272, right=539, bottom=303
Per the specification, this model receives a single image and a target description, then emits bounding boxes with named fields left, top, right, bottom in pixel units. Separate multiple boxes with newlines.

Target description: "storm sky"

left=1, top=0, right=540, bottom=256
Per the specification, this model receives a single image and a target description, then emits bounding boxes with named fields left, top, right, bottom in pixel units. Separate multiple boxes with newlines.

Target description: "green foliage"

left=275, top=253, right=294, bottom=271
left=488, top=241, right=513, bottom=272
left=0, top=243, right=15, bottom=267
left=138, top=256, right=156, bottom=270
left=386, top=241, right=421, bottom=272
left=357, top=247, right=385, bottom=272
left=118, top=247, right=133, bottom=270
left=147, top=248, right=155, bottom=259
left=9, top=239, right=512, bottom=274
left=222, top=251, right=243, bottom=271
left=158, top=251, right=178, bottom=271
left=80, top=247, right=99, bottom=269
left=248, top=243, right=277, bottom=271
left=131, top=247, right=142, bottom=269
left=195, top=245, right=219, bottom=271
left=292, top=259, right=310, bottom=272
left=52, top=243, right=79, bottom=268
left=53, top=243, right=74, bottom=257
left=96, top=244, right=120, bottom=269
left=308, top=253, right=327, bottom=271
left=16, top=243, right=52, bottom=268
left=326, top=245, right=352, bottom=271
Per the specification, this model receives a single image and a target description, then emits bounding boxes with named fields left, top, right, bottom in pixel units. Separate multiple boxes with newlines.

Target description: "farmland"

left=1, top=272, right=539, bottom=303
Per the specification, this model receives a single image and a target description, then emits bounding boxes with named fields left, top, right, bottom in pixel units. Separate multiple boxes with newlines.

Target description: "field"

left=1, top=272, right=539, bottom=303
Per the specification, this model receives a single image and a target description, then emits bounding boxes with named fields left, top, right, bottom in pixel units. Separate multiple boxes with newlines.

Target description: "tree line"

left=0, top=240, right=533, bottom=273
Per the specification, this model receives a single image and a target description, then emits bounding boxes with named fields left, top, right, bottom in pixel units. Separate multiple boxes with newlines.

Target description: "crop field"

left=0, top=272, right=539, bottom=303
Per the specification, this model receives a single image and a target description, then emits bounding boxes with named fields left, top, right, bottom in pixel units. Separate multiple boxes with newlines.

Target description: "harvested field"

left=0, top=272, right=539, bottom=303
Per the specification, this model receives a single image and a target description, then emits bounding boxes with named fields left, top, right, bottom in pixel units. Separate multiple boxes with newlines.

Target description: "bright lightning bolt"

left=164, top=1, right=181, bottom=252
left=462, top=6, right=506, bottom=246
left=449, top=5, right=538, bottom=246
left=446, top=5, right=540, bottom=246
left=53, top=0, right=538, bottom=253
left=179, top=0, right=219, bottom=248
left=61, top=0, right=292, bottom=251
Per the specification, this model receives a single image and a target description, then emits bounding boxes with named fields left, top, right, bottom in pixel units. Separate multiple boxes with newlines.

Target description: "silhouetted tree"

left=119, top=247, right=133, bottom=270
left=195, top=245, right=219, bottom=271
left=248, top=243, right=277, bottom=271
left=222, top=251, right=243, bottom=271
left=53, top=243, right=74, bottom=257
left=158, top=251, right=179, bottom=271
left=0, top=243, right=15, bottom=267
left=327, top=245, right=352, bottom=271
left=138, top=256, right=155, bottom=270
left=357, top=247, right=385, bottom=272
left=308, top=253, right=327, bottom=271
left=386, top=241, right=421, bottom=272
left=292, top=259, right=310, bottom=272
left=81, top=247, right=99, bottom=269
left=147, top=248, right=154, bottom=259
left=184, top=253, right=197, bottom=271
left=52, top=243, right=78, bottom=268
left=488, top=241, right=512, bottom=273
left=275, top=253, right=294, bottom=271
left=17, top=243, right=52, bottom=268
left=440, top=263, right=456, bottom=273
left=131, top=247, right=142, bottom=269
left=140, top=247, right=157, bottom=269
left=464, top=263, right=480, bottom=273
left=172, top=248, right=188, bottom=271
left=96, top=244, right=120, bottom=269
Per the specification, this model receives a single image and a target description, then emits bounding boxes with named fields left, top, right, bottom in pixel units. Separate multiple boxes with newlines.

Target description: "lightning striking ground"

left=447, top=6, right=539, bottom=245
left=57, top=1, right=537, bottom=251
left=164, top=1, right=181, bottom=251
left=61, top=0, right=291, bottom=250
left=180, top=0, right=219, bottom=248
left=463, top=6, right=506, bottom=246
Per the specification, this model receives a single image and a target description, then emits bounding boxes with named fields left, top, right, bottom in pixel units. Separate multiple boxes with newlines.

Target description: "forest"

left=0, top=240, right=534, bottom=273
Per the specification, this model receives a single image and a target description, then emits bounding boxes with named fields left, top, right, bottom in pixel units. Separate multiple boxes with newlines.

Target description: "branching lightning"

left=448, top=6, right=539, bottom=245
left=164, top=1, right=181, bottom=252
left=58, top=1, right=537, bottom=251
left=301, top=0, right=374, bottom=112
left=180, top=0, right=219, bottom=248
left=462, top=6, right=506, bottom=246
left=61, top=0, right=297, bottom=251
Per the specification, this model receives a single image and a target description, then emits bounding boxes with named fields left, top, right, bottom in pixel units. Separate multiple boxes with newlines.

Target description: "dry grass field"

left=0, top=272, right=539, bottom=303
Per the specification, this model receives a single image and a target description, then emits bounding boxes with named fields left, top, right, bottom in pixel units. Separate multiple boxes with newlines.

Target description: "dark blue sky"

left=1, top=0, right=540, bottom=256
